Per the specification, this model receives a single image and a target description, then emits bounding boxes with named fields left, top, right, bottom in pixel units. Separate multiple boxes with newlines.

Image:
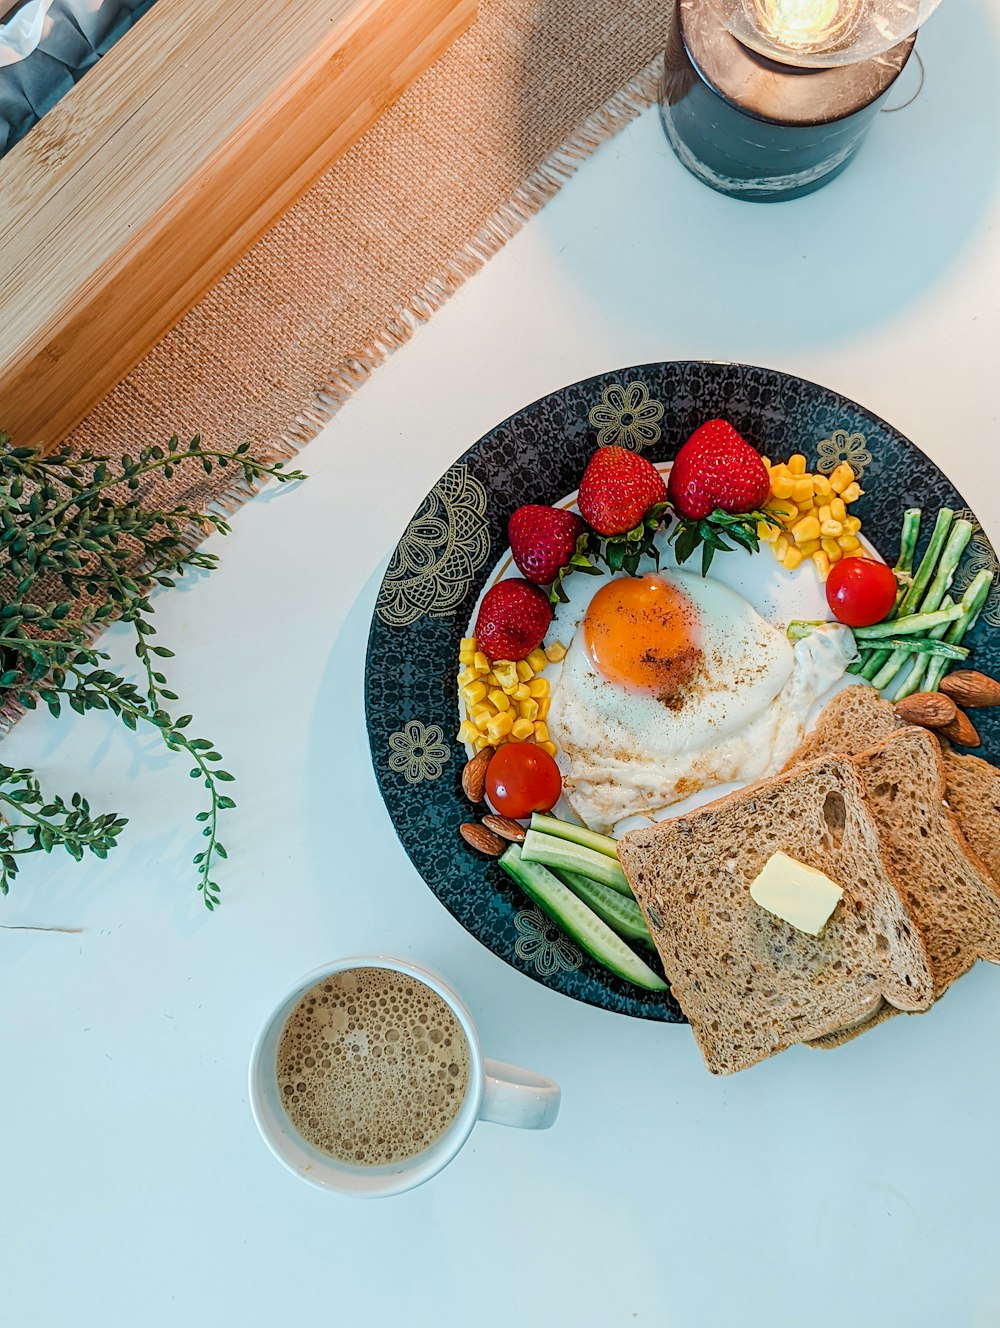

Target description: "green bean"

left=870, top=519, right=972, bottom=691
left=924, top=568, right=994, bottom=693
left=855, top=602, right=962, bottom=640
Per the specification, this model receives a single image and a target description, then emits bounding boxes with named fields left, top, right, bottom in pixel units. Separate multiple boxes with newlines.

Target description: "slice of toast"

left=781, top=683, right=902, bottom=772
left=809, top=726, right=1000, bottom=1049
left=617, top=756, right=934, bottom=1075
left=941, top=750, right=1000, bottom=890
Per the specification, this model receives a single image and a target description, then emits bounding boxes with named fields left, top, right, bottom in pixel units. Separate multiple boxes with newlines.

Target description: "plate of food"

left=365, top=361, right=1000, bottom=1069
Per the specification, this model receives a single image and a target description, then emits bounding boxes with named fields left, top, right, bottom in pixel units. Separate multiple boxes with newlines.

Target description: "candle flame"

left=751, top=0, right=862, bottom=50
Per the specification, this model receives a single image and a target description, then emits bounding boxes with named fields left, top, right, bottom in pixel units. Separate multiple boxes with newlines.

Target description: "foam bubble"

left=276, top=968, right=471, bottom=1167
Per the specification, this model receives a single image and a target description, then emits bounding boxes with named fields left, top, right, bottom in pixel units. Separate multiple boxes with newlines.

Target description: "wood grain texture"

left=0, top=0, right=477, bottom=450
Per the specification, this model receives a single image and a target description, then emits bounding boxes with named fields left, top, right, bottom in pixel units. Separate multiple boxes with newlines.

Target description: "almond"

left=459, top=822, right=505, bottom=856
left=938, top=708, right=981, bottom=748
left=482, top=814, right=526, bottom=843
left=461, top=747, right=493, bottom=803
left=893, top=691, right=957, bottom=729
left=939, top=669, right=1000, bottom=709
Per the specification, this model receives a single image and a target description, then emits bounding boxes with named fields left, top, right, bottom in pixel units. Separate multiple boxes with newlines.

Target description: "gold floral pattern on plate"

left=954, top=509, right=1000, bottom=628
left=387, top=721, right=450, bottom=784
left=588, top=381, right=664, bottom=450
left=815, top=429, right=872, bottom=480
left=513, top=906, right=582, bottom=975
left=376, top=465, right=490, bottom=627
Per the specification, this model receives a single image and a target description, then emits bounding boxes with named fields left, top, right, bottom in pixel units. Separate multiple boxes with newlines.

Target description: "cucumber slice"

left=552, top=867, right=654, bottom=948
left=529, top=813, right=620, bottom=859
left=500, top=844, right=667, bottom=991
left=520, top=829, right=631, bottom=896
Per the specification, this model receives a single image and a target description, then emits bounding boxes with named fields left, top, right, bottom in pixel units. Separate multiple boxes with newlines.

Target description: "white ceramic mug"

left=248, top=955, right=560, bottom=1197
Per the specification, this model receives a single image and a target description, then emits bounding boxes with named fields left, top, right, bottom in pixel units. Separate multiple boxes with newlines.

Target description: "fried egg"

left=548, top=569, right=854, bottom=833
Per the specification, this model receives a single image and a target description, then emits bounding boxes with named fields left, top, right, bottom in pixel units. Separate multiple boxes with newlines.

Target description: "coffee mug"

left=248, top=955, right=560, bottom=1197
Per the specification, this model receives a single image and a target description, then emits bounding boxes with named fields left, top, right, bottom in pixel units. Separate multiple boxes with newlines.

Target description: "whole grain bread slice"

left=808, top=726, right=1000, bottom=1049
left=781, top=684, right=902, bottom=772
left=617, top=756, right=934, bottom=1075
left=941, top=750, right=1000, bottom=890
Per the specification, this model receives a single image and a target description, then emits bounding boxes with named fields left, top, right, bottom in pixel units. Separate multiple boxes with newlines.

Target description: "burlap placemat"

left=65, top=0, right=671, bottom=511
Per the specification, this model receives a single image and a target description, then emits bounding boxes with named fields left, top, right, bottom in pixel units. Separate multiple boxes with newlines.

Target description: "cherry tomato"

left=485, top=744, right=562, bottom=820
left=825, top=556, right=897, bottom=627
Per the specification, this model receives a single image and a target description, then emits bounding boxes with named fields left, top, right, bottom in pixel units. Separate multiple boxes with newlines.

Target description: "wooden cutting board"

left=0, top=0, right=476, bottom=450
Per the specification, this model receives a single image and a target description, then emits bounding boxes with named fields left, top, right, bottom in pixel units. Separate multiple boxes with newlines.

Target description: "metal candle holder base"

left=660, top=0, right=915, bottom=203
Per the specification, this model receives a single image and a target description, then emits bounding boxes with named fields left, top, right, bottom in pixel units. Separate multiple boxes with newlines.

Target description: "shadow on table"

left=517, top=0, right=1000, bottom=350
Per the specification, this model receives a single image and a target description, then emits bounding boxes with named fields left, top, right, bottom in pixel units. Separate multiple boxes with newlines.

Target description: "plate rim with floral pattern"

left=365, top=361, right=1000, bottom=1022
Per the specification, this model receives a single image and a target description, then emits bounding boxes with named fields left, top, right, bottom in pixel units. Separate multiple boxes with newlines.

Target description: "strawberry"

left=508, top=506, right=585, bottom=584
left=576, top=446, right=668, bottom=578
left=666, top=420, right=772, bottom=576
left=474, top=578, right=553, bottom=662
left=578, top=446, right=668, bottom=536
left=667, top=419, right=770, bottom=519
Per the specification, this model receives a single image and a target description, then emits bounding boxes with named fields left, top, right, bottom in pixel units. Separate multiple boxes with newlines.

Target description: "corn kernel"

left=768, top=498, right=798, bottom=521
left=528, top=677, right=549, bottom=698
left=484, top=671, right=498, bottom=686
left=761, top=456, right=771, bottom=467
left=840, top=481, right=862, bottom=504
left=545, top=641, right=567, bottom=663
left=487, top=711, right=514, bottom=742
left=490, top=661, right=516, bottom=690
left=512, top=683, right=531, bottom=702
left=830, top=497, right=847, bottom=521
left=460, top=681, right=488, bottom=707
left=473, top=651, right=490, bottom=673
left=796, top=500, right=815, bottom=515
left=539, top=741, right=558, bottom=757
left=829, top=463, right=855, bottom=493
left=812, top=550, right=831, bottom=580
left=792, top=514, right=821, bottom=544
left=820, top=518, right=843, bottom=538
left=817, top=504, right=832, bottom=525
left=473, top=735, right=492, bottom=752
left=460, top=637, right=477, bottom=654
left=473, top=710, right=492, bottom=733
left=771, top=473, right=796, bottom=500
left=516, top=660, right=534, bottom=682
left=788, top=454, right=807, bottom=476
left=518, top=699, right=539, bottom=722
left=488, top=688, right=510, bottom=712
left=536, top=697, right=551, bottom=720
left=838, top=535, right=861, bottom=552
left=769, top=541, right=784, bottom=561
left=812, top=476, right=832, bottom=499
left=797, top=539, right=821, bottom=557
left=843, top=515, right=862, bottom=534
left=821, top=537, right=843, bottom=562
left=792, top=477, right=815, bottom=504
left=757, top=520, right=778, bottom=542
left=459, top=647, right=475, bottom=666
left=511, top=717, right=535, bottom=741
left=457, top=666, right=477, bottom=689
left=457, top=721, right=479, bottom=746
left=783, top=547, right=804, bottom=571
left=533, top=721, right=550, bottom=744
left=774, top=534, right=790, bottom=560
left=527, top=648, right=548, bottom=673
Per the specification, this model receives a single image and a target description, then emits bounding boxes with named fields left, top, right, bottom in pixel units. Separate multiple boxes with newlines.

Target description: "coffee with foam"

left=276, top=967, right=471, bottom=1166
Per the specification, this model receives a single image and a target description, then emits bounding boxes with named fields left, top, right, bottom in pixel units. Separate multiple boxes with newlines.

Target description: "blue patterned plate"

left=365, top=362, right=1000, bottom=1021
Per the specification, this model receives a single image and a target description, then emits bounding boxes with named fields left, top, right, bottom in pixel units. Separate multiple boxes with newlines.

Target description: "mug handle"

left=479, top=1059, right=560, bottom=1130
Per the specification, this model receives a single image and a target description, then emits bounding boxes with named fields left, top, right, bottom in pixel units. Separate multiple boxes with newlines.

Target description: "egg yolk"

left=583, top=575, right=702, bottom=698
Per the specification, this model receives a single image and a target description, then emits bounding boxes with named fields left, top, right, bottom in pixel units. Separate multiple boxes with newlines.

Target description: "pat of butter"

left=749, top=851, right=844, bottom=936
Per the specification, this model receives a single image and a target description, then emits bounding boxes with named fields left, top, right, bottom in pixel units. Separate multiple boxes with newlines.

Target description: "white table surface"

left=4, top=6, right=1000, bottom=1325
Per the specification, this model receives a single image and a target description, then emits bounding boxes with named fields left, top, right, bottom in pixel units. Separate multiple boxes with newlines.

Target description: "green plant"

left=0, top=434, right=304, bottom=908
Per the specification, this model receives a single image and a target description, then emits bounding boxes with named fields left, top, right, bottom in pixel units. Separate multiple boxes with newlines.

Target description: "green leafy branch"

left=0, top=433, right=305, bottom=907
